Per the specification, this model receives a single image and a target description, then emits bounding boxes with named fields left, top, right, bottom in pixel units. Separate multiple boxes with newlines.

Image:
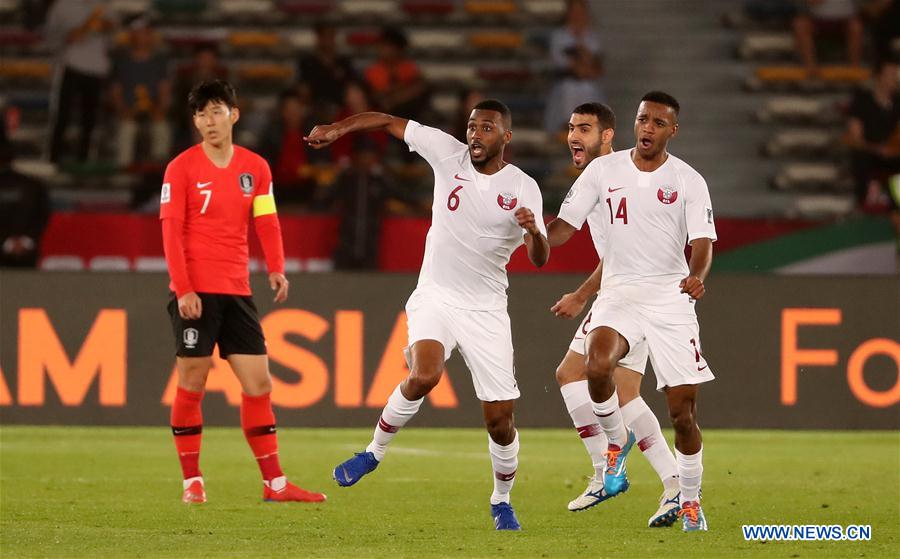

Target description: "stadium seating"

left=0, top=59, right=51, bottom=84
left=468, top=31, right=524, bottom=50
left=154, top=0, right=208, bottom=18
left=738, top=32, right=794, bottom=61
left=764, top=128, right=839, bottom=158
left=227, top=31, right=283, bottom=52
left=339, top=0, right=397, bottom=18
left=750, top=65, right=871, bottom=90
left=275, top=0, right=333, bottom=16
left=464, top=1, right=517, bottom=16
left=408, top=29, right=465, bottom=52
left=756, top=96, right=846, bottom=125
left=401, top=1, right=455, bottom=17
left=220, top=0, right=275, bottom=19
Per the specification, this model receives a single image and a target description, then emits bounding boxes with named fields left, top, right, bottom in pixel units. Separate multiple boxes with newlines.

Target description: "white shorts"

left=405, top=288, right=519, bottom=402
left=568, top=306, right=649, bottom=374
left=585, top=295, right=715, bottom=391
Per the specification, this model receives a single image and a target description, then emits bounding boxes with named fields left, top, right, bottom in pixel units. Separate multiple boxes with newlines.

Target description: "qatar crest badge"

left=657, top=185, right=678, bottom=204
left=497, top=192, right=517, bottom=210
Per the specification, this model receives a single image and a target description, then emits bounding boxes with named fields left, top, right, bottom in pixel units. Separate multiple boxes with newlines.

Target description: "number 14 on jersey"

left=606, top=196, right=627, bottom=224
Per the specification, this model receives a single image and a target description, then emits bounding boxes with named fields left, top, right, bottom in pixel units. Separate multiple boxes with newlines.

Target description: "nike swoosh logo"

left=454, top=174, right=470, bottom=182
left=172, top=428, right=190, bottom=435
left=196, top=181, right=212, bottom=188
left=608, top=187, right=626, bottom=192
left=697, top=365, right=708, bottom=371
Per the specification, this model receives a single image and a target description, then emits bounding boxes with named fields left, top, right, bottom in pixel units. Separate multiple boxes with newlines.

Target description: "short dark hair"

left=572, top=102, right=615, bottom=130
left=189, top=79, right=237, bottom=114
left=641, top=90, right=680, bottom=116
left=471, top=99, right=512, bottom=129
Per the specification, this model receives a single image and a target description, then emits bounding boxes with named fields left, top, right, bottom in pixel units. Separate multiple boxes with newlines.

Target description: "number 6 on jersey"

left=448, top=185, right=463, bottom=211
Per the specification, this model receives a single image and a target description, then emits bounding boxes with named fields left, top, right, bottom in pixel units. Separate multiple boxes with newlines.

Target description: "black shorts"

left=167, top=293, right=267, bottom=358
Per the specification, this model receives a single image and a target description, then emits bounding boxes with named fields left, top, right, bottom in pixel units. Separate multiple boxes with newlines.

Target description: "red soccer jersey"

left=160, top=144, right=284, bottom=297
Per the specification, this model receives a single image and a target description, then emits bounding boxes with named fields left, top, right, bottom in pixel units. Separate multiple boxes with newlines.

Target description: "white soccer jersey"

left=559, top=149, right=716, bottom=313
left=404, top=120, right=547, bottom=310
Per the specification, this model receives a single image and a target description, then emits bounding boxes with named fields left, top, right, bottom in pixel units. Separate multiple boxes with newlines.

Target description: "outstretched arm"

left=305, top=112, right=408, bottom=149
left=551, top=260, right=602, bottom=319
left=680, top=237, right=713, bottom=299
left=546, top=217, right=578, bottom=247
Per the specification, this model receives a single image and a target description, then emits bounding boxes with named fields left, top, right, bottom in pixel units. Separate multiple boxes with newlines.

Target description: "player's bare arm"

left=305, top=112, right=409, bottom=148
left=551, top=260, right=602, bottom=319
left=269, top=272, right=289, bottom=303
left=680, top=237, right=713, bottom=299
left=546, top=217, right=578, bottom=247
left=516, top=207, right=549, bottom=267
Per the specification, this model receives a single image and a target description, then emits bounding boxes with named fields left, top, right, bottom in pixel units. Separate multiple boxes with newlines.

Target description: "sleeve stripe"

left=253, top=194, right=277, bottom=217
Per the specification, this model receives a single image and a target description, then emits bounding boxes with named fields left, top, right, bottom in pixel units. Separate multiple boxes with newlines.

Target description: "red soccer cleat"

left=182, top=479, right=206, bottom=504
left=264, top=481, right=327, bottom=503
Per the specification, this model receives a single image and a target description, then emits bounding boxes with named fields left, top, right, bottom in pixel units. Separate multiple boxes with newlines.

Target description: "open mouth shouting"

left=570, top=143, right=586, bottom=167
left=469, top=141, right=486, bottom=159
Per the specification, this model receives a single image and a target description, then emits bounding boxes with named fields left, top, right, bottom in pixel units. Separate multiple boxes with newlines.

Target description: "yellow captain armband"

left=253, top=194, right=277, bottom=217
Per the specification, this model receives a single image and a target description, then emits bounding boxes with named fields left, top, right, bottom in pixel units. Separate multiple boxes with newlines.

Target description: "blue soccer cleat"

left=491, top=502, right=522, bottom=531
left=602, top=430, right=636, bottom=496
left=679, top=500, right=708, bottom=532
left=648, top=488, right=681, bottom=527
left=333, top=451, right=379, bottom=487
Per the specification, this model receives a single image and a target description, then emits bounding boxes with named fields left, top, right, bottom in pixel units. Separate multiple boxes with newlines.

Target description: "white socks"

left=591, top=390, right=628, bottom=447
left=620, top=397, right=679, bottom=491
left=366, top=384, right=424, bottom=461
left=560, top=380, right=608, bottom=477
left=676, top=446, right=703, bottom=503
left=489, top=431, right=519, bottom=505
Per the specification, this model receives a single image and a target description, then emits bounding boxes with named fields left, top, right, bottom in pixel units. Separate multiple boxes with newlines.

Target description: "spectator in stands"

left=847, top=58, right=900, bottom=209
left=110, top=16, right=172, bottom=169
left=298, top=23, right=356, bottom=121
left=543, top=0, right=607, bottom=133
left=45, top=0, right=117, bottom=164
left=260, top=89, right=317, bottom=206
left=330, top=81, right=389, bottom=167
left=327, top=136, right=406, bottom=270
left=172, top=44, right=228, bottom=150
left=792, top=0, right=863, bottom=76
left=364, top=27, right=428, bottom=120
left=862, top=0, right=900, bottom=64
left=0, top=118, right=49, bottom=268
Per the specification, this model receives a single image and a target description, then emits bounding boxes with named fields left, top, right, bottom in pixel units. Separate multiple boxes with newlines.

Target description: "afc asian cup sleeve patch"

left=705, top=206, right=714, bottom=224
left=160, top=182, right=171, bottom=204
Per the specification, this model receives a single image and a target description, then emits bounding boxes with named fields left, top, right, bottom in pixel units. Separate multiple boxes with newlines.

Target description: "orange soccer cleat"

left=264, top=481, right=326, bottom=503
left=182, top=479, right=206, bottom=504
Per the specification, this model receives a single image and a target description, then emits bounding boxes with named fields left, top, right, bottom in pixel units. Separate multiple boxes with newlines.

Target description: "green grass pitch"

left=1, top=427, right=897, bottom=558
